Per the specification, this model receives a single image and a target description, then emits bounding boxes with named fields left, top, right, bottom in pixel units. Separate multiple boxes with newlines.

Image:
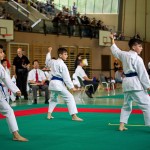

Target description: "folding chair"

left=27, top=83, right=33, bottom=104
left=99, top=74, right=109, bottom=90
left=99, top=74, right=115, bottom=91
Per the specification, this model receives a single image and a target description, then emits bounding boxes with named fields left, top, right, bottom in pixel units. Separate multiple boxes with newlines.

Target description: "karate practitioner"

left=0, top=48, right=28, bottom=141
left=0, top=59, right=11, bottom=103
left=110, top=34, right=150, bottom=131
left=45, top=47, right=83, bottom=121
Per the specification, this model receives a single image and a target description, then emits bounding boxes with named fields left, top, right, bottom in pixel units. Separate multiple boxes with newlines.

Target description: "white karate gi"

left=45, top=52, right=78, bottom=115
left=111, top=44, right=150, bottom=125
left=0, top=67, right=10, bottom=103
left=0, top=64, right=20, bottom=133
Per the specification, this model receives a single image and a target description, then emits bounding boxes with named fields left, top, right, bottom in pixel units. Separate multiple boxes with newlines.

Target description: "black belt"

left=124, top=72, right=138, bottom=77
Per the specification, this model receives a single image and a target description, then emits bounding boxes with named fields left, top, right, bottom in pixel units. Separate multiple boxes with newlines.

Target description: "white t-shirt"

left=75, top=66, right=87, bottom=81
left=28, top=69, right=46, bottom=82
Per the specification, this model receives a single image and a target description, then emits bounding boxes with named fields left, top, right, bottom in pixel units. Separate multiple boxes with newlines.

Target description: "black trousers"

left=16, top=69, right=28, bottom=98
left=83, top=80, right=99, bottom=94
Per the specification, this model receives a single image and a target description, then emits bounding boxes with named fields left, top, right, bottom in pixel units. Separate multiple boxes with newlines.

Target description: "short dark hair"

left=57, top=47, right=68, bottom=57
left=0, top=44, right=3, bottom=49
left=1, top=59, right=7, bottom=64
left=32, top=60, right=39, bottom=65
left=128, top=38, right=143, bottom=49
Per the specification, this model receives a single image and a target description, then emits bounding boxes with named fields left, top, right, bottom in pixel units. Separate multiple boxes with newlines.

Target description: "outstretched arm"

left=45, top=47, right=52, bottom=68
left=109, top=34, right=123, bottom=60
left=110, top=34, right=115, bottom=45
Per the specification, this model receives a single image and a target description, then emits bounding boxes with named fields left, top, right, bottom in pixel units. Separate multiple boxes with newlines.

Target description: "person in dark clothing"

left=13, top=48, right=30, bottom=100
left=147, top=62, right=150, bottom=76
left=114, top=58, right=120, bottom=72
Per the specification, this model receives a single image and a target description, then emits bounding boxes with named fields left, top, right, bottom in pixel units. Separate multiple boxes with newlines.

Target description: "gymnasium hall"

left=0, top=0, right=150, bottom=150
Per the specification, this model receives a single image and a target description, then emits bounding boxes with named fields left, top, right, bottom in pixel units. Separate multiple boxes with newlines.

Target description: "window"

left=53, top=0, right=119, bottom=14
left=59, top=0, right=68, bottom=8
left=86, top=0, right=95, bottom=13
left=77, top=0, right=86, bottom=14
left=94, top=0, right=104, bottom=13
left=111, top=0, right=119, bottom=13
left=103, top=0, right=112, bottom=13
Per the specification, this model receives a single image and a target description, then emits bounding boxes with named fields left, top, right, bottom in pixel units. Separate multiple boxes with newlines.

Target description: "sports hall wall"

left=8, top=31, right=150, bottom=78
left=122, top=0, right=150, bottom=42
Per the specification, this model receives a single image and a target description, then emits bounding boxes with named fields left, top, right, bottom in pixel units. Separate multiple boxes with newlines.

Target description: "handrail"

left=28, top=0, right=38, bottom=8
left=8, top=0, right=39, bottom=21
left=31, top=18, right=42, bottom=28
left=10, top=0, right=30, bottom=14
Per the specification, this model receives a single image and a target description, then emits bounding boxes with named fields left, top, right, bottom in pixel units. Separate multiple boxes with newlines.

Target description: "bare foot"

left=47, top=116, right=54, bottom=119
left=47, top=112, right=54, bottom=120
left=72, top=116, right=83, bottom=122
left=13, top=135, right=28, bottom=142
left=119, top=126, right=128, bottom=131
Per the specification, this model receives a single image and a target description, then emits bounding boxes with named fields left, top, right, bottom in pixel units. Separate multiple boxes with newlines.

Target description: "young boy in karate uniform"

left=45, top=47, right=83, bottom=121
left=0, top=48, right=28, bottom=141
left=110, top=34, right=150, bottom=131
left=0, top=59, right=11, bottom=103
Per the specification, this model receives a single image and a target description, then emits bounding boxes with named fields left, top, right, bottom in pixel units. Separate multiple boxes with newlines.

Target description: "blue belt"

left=0, top=83, right=6, bottom=97
left=51, top=76, right=63, bottom=82
left=124, top=72, right=138, bottom=77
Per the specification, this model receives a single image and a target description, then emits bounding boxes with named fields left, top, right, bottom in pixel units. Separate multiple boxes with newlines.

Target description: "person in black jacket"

left=13, top=48, right=30, bottom=100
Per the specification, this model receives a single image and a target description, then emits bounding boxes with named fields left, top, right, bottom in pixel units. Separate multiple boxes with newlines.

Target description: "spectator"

left=28, top=60, right=49, bottom=104
left=75, top=59, right=99, bottom=98
left=22, top=20, right=31, bottom=32
left=13, top=48, right=30, bottom=100
left=115, top=67, right=123, bottom=83
left=14, top=19, right=23, bottom=31
left=133, top=32, right=141, bottom=39
left=72, top=2, right=77, bottom=16
left=114, top=58, right=120, bottom=72
left=74, top=53, right=82, bottom=70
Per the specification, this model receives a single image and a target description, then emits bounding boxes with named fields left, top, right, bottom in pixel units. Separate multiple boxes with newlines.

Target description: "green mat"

left=96, top=91, right=150, bottom=99
left=11, top=104, right=123, bottom=111
left=0, top=111, right=149, bottom=150
left=96, top=94, right=124, bottom=99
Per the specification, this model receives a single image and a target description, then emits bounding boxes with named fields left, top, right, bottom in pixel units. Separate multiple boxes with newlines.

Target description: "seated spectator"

left=74, top=53, right=82, bottom=70
left=28, top=60, right=49, bottom=104
left=114, top=58, right=120, bottom=72
left=133, top=32, right=141, bottom=39
left=115, top=67, right=123, bottom=83
left=75, top=59, right=98, bottom=98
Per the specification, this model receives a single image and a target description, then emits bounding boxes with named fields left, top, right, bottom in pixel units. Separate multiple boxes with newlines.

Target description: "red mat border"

left=0, top=107, right=142, bottom=119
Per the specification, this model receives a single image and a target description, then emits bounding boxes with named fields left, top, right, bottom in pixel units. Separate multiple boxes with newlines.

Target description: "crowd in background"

left=0, top=0, right=142, bottom=40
